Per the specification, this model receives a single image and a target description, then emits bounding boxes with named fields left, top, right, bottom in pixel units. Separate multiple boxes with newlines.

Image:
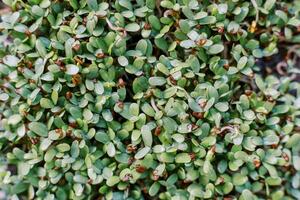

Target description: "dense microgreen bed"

left=1, top=0, right=300, bottom=199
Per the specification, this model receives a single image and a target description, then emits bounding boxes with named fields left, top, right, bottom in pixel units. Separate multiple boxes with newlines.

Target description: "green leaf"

left=273, top=105, right=289, bottom=114
left=233, top=173, right=248, bottom=186
left=243, top=110, right=256, bottom=121
left=266, top=177, right=282, bottom=186
left=237, top=56, right=248, bottom=70
left=11, top=182, right=29, bottom=194
left=56, top=143, right=70, bottom=152
left=288, top=17, right=300, bottom=27
left=125, top=23, right=140, bottom=32
left=208, top=44, right=224, bottom=55
left=241, top=189, right=256, bottom=200
left=102, top=109, right=113, bottom=122
left=106, top=176, right=120, bottom=187
left=135, top=146, right=150, bottom=159
left=69, top=0, right=79, bottom=9
left=214, top=102, right=229, bottom=112
left=263, top=134, right=279, bottom=145
left=141, top=103, right=155, bottom=117
left=133, top=76, right=149, bottom=93
left=87, top=0, right=98, bottom=11
left=65, top=38, right=74, bottom=58
left=29, top=122, right=48, bottom=137
left=70, top=107, right=82, bottom=119
left=117, top=56, right=128, bottom=66
left=141, top=125, right=152, bottom=147
left=95, top=81, right=104, bottom=95
left=218, top=4, right=228, bottom=14
left=180, top=40, right=195, bottom=49
left=275, top=10, right=288, bottom=22
left=119, top=0, right=132, bottom=10
left=8, top=114, right=22, bottom=125
left=264, top=0, right=276, bottom=11
left=149, top=182, right=160, bottom=196
left=36, top=39, right=47, bottom=57
left=32, top=5, right=44, bottom=16
left=154, top=38, right=168, bottom=51
left=201, top=136, right=216, bottom=147
left=83, top=109, right=93, bottom=121
left=45, top=148, right=56, bottom=162
left=95, top=131, right=110, bottom=144
left=148, top=15, right=161, bottom=30
left=175, top=153, right=191, bottom=163
left=107, top=142, right=116, bottom=157
left=179, top=20, right=190, bottom=34
left=51, top=90, right=58, bottom=105
left=255, top=75, right=265, bottom=91
left=40, top=98, right=54, bottom=109
left=0, top=93, right=9, bottom=101
left=66, top=64, right=79, bottom=75
left=149, top=77, right=166, bottom=86
left=199, top=16, right=216, bottom=25
left=286, top=134, right=300, bottom=148
left=3, top=55, right=20, bottom=67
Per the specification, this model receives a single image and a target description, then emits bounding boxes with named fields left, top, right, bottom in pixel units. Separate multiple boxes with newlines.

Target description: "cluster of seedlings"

left=0, top=0, right=300, bottom=199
